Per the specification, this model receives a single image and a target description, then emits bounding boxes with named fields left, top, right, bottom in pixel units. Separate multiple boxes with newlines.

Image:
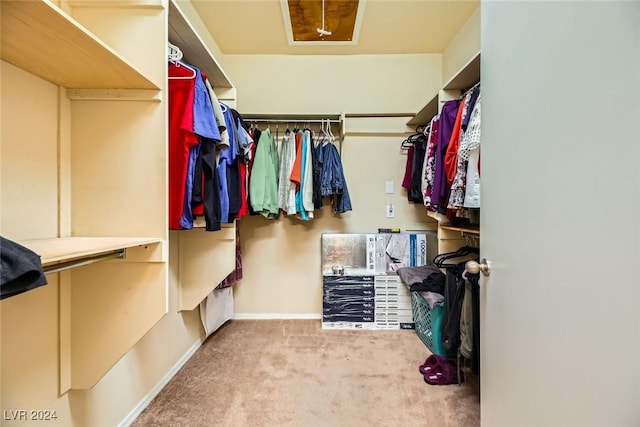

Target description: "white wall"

left=225, top=54, right=441, bottom=315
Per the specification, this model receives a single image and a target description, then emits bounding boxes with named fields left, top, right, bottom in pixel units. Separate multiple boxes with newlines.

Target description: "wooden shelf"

left=172, top=228, right=236, bottom=311
left=168, top=0, right=234, bottom=89
left=1, top=0, right=158, bottom=90
left=407, top=94, right=438, bottom=126
left=443, top=51, right=481, bottom=91
left=408, top=51, right=481, bottom=126
left=18, top=237, right=164, bottom=270
left=439, top=224, right=480, bottom=235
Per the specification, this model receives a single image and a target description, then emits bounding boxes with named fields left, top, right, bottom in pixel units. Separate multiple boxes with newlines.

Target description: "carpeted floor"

left=132, top=320, right=480, bottom=427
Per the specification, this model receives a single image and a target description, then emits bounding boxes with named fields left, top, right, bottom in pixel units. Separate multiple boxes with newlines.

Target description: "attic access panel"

left=281, top=0, right=367, bottom=45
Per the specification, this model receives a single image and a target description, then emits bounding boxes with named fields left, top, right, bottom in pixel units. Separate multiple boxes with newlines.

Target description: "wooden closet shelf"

left=18, top=237, right=164, bottom=269
left=168, top=0, right=234, bottom=89
left=408, top=51, right=481, bottom=126
left=443, top=51, right=481, bottom=91
left=439, top=224, right=480, bottom=235
left=407, top=95, right=438, bottom=126
left=1, top=0, right=158, bottom=90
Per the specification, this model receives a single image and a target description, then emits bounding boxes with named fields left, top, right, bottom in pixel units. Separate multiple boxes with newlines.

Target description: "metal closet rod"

left=43, top=250, right=125, bottom=275
left=245, top=119, right=340, bottom=124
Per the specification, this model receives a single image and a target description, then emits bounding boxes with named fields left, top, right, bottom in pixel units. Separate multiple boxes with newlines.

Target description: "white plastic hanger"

left=167, top=42, right=196, bottom=80
left=168, top=60, right=196, bottom=80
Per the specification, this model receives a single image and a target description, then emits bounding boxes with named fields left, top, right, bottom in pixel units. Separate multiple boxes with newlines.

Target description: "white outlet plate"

left=386, top=204, right=395, bottom=218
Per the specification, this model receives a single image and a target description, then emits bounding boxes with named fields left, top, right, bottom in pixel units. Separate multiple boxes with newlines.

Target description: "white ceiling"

left=190, top=0, right=480, bottom=55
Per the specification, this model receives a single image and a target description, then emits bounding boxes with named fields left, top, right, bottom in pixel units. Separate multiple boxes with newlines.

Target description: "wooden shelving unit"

left=1, top=0, right=158, bottom=89
left=439, top=224, right=480, bottom=235
left=408, top=51, right=482, bottom=254
left=18, top=237, right=164, bottom=272
left=1, top=0, right=168, bottom=393
left=168, top=0, right=233, bottom=89
left=407, top=51, right=481, bottom=126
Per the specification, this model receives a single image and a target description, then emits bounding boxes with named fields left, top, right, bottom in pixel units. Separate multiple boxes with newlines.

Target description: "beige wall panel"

left=68, top=263, right=166, bottom=389
left=70, top=7, right=166, bottom=87
left=70, top=101, right=166, bottom=238
left=0, top=62, right=59, bottom=240
left=442, top=6, right=480, bottom=84
left=224, top=54, right=441, bottom=115
left=227, top=54, right=440, bottom=315
left=0, top=275, right=75, bottom=427
left=174, top=228, right=236, bottom=311
left=235, top=135, right=435, bottom=315
left=64, top=240, right=201, bottom=427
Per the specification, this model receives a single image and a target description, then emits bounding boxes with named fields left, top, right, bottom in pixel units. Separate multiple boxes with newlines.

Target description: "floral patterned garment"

left=422, top=115, right=440, bottom=208
left=448, top=92, right=474, bottom=209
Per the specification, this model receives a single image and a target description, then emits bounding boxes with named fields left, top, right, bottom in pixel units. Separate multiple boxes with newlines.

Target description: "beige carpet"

left=133, top=320, right=480, bottom=427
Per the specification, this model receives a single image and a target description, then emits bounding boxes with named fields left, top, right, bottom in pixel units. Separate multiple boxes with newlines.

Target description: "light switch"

left=385, top=181, right=394, bottom=194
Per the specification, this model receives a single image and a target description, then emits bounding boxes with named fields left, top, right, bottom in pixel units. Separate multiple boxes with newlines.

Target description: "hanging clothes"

left=249, top=128, right=280, bottom=219
left=277, top=130, right=297, bottom=215
left=217, top=226, right=243, bottom=289
left=463, top=93, right=481, bottom=208
left=168, top=62, right=199, bottom=230
left=320, top=142, right=352, bottom=214
left=431, top=99, right=461, bottom=209
left=302, top=129, right=315, bottom=217
left=422, top=115, right=440, bottom=208
left=187, top=68, right=221, bottom=231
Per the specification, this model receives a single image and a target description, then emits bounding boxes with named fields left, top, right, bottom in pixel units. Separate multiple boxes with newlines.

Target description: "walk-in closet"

left=1, top=1, right=639, bottom=427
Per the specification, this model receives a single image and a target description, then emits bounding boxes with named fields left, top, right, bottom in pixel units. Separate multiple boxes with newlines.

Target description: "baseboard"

left=233, top=313, right=322, bottom=320
left=117, top=338, right=203, bottom=427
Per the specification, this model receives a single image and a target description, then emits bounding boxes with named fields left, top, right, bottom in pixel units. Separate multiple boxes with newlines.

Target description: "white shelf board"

left=1, top=0, right=158, bottom=90
left=168, top=0, right=233, bottom=89
left=18, top=237, right=163, bottom=267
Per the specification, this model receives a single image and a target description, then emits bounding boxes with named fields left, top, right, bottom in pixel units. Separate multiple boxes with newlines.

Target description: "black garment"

left=192, top=137, right=222, bottom=231
left=1, top=237, right=48, bottom=300
left=409, top=270, right=446, bottom=294
left=441, top=263, right=466, bottom=354
left=469, top=272, right=481, bottom=375
left=309, top=131, right=323, bottom=210
left=408, top=137, right=427, bottom=203
left=226, top=161, right=242, bottom=222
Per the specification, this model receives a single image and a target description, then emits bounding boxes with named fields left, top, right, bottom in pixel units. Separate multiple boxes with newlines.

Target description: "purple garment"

left=462, top=86, right=480, bottom=129
left=402, top=144, right=415, bottom=190
left=431, top=100, right=460, bottom=208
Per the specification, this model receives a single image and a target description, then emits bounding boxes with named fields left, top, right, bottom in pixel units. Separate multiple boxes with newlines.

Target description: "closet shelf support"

left=43, top=250, right=125, bottom=274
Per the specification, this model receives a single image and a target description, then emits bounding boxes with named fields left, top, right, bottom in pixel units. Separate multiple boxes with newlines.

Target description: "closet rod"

left=43, top=250, right=125, bottom=275
left=344, top=113, right=414, bottom=118
left=460, top=81, right=481, bottom=99
left=245, top=119, right=341, bottom=124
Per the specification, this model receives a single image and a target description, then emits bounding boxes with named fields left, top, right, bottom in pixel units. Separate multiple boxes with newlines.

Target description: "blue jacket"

left=319, top=143, right=352, bottom=214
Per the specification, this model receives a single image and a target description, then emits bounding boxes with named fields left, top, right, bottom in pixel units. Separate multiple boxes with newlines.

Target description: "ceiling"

left=190, top=0, right=480, bottom=55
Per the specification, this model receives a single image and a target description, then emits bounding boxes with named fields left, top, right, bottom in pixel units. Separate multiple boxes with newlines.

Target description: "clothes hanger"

left=433, top=245, right=479, bottom=268
left=168, top=60, right=196, bottom=80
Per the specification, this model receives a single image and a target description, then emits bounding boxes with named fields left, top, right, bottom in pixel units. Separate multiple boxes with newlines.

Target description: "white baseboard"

left=233, top=313, right=322, bottom=320
left=118, top=338, right=203, bottom=427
